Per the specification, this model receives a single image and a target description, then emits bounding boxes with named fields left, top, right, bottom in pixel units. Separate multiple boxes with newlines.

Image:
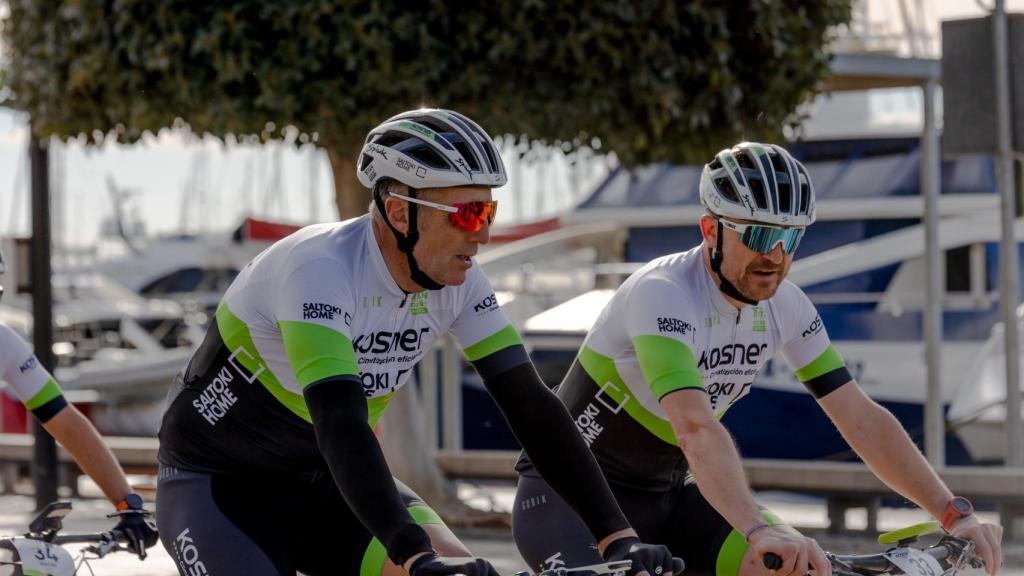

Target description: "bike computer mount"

left=27, top=501, right=72, bottom=539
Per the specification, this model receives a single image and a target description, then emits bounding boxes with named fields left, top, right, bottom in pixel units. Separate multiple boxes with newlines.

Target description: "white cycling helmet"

left=699, top=142, right=815, bottom=227
left=357, top=108, right=508, bottom=190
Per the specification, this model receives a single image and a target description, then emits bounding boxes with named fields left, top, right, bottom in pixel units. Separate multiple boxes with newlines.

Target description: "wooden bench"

left=433, top=450, right=1024, bottom=539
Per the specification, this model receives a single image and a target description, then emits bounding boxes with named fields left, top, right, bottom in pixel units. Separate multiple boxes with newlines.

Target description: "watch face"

left=125, top=493, right=144, bottom=510
left=952, top=497, right=972, bottom=514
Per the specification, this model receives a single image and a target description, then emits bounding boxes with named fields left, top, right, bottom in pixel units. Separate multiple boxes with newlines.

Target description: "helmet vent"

left=736, top=152, right=757, bottom=170
left=453, top=142, right=481, bottom=171
left=799, top=181, right=811, bottom=212
left=748, top=178, right=769, bottom=210
left=777, top=179, right=792, bottom=213
left=713, top=177, right=741, bottom=203
left=409, top=146, right=451, bottom=170
left=480, top=140, right=499, bottom=173
left=375, top=133, right=405, bottom=148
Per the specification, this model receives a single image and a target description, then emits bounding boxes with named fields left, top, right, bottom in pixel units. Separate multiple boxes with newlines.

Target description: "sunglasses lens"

left=740, top=226, right=804, bottom=254
left=450, top=201, right=497, bottom=232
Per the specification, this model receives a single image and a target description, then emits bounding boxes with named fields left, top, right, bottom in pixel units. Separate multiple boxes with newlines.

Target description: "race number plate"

left=883, top=547, right=945, bottom=576
left=9, top=538, right=76, bottom=576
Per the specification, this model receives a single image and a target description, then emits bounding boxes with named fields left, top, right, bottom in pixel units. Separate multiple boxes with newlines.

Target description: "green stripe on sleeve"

left=279, top=320, right=359, bottom=388
left=715, top=509, right=785, bottom=576
left=578, top=346, right=678, bottom=445
left=793, top=345, right=846, bottom=382
left=25, top=378, right=62, bottom=410
left=461, top=324, right=523, bottom=361
left=216, top=304, right=310, bottom=421
left=632, top=335, right=703, bottom=399
left=359, top=504, right=448, bottom=575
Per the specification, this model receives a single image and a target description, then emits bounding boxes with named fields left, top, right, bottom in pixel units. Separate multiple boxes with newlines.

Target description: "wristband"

left=744, top=521, right=770, bottom=542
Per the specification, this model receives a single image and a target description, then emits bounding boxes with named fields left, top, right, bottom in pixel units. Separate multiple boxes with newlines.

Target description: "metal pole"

left=441, top=336, right=462, bottom=451
left=922, top=78, right=945, bottom=466
left=420, top=344, right=439, bottom=450
left=993, top=0, right=1023, bottom=466
left=29, top=134, right=59, bottom=508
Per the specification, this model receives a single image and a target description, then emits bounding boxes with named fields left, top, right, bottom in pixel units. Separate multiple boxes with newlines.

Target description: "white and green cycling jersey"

left=158, top=215, right=522, bottom=475
left=0, top=322, right=68, bottom=422
left=536, top=246, right=851, bottom=490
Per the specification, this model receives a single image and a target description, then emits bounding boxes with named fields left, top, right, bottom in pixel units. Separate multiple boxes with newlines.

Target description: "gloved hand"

left=603, top=536, right=684, bottom=576
left=111, top=508, right=159, bottom=560
left=408, top=552, right=500, bottom=576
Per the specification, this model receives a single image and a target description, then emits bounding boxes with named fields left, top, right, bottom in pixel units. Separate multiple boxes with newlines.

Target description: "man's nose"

left=470, top=222, right=491, bottom=244
left=763, top=244, right=785, bottom=263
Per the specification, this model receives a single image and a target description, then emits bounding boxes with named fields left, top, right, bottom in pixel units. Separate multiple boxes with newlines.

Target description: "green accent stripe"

left=216, top=304, right=310, bottom=422
left=716, top=510, right=785, bottom=576
left=462, top=324, right=523, bottom=361
left=793, top=345, right=846, bottom=382
left=578, top=346, right=677, bottom=445
left=632, top=335, right=703, bottom=399
left=25, top=378, right=62, bottom=410
left=359, top=504, right=447, bottom=576
left=279, top=320, right=358, bottom=387
left=367, top=393, right=395, bottom=428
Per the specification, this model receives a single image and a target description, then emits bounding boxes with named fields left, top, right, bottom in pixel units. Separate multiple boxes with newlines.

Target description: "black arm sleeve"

left=304, top=377, right=433, bottom=566
left=474, top=347, right=630, bottom=541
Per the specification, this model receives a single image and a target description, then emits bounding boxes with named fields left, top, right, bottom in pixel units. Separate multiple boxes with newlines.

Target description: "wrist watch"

left=940, top=496, right=974, bottom=532
left=116, top=492, right=144, bottom=512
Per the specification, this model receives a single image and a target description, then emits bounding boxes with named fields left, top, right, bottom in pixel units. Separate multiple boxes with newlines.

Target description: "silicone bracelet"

left=744, top=521, right=771, bottom=542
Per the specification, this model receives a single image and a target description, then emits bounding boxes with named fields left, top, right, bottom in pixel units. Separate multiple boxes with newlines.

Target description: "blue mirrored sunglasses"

left=718, top=218, right=805, bottom=254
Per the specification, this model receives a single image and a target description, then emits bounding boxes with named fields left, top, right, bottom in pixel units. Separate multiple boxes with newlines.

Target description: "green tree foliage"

left=2, top=0, right=850, bottom=213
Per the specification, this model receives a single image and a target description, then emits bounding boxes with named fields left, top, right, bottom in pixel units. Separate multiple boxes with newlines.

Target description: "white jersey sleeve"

left=274, top=257, right=356, bottom=340
left=0, top=323, right=67, bottom=421
left=777, top=283, right=851, bottom=398
left=450, top=265, right=516, bottom=355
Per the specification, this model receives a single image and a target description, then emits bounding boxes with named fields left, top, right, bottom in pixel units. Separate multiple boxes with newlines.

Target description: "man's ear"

left=384, top=195, right=410, bottom=234
left=699, top=214, right=717, bottom=242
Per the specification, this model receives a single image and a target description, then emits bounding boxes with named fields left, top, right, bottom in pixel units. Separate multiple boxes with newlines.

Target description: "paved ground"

left=0, top=479, right=1019, bottom=575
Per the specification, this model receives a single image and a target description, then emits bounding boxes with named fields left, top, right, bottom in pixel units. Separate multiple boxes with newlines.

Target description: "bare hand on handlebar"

left=948, top=516, right=1002, bottom=575
left=749, top=525, right=828, bottom=576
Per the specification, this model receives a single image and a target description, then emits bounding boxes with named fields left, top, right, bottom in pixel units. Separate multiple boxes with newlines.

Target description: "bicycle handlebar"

left=762, top=538, right=979, bottom=575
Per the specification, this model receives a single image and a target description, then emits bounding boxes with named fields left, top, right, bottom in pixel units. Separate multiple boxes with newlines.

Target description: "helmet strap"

left=710, top=220, right=759, bottom=306
left=373, top=186, right=445, bottom=291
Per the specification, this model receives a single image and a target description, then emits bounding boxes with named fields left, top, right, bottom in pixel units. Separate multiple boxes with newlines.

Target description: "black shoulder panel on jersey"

left=32, top=395, right=69, bottom=423
left=469, top=343, right=530, bottom=380
left=802, top=366, right=852, bottom=399
left=303, top=376, right=432, bottom=566
left=483, top=361, right=630, bottom=541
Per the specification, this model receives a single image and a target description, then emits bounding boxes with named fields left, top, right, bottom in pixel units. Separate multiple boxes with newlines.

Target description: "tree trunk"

left=324, top=143, right=508, bottom=527
left=326, top=143, right=373, bottom=219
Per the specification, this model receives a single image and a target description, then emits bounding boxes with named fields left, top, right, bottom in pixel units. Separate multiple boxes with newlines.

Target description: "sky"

left=0, top=0, right=1022, bottom=250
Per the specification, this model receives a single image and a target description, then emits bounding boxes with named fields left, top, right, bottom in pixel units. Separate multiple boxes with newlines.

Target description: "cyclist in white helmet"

left=0, top=251, right=158, bottom=558
left=512, top=143, right=1003, bottom=576
left=156, top=108, right=678, bottom=576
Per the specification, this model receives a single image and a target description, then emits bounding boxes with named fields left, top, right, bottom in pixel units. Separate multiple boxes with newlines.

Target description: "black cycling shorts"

left=156, top=465, right=445, bottom=576
left=513, top=470, right=783, bottom=576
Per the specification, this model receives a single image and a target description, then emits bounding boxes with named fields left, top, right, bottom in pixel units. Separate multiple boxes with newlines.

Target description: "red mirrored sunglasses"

left=389, top=192, right=498, bottom=233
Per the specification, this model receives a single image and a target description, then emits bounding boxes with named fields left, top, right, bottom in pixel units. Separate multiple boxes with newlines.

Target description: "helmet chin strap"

left=709, top=220, right=759, bottom=306
left=374, top=188, right=445, bottom=291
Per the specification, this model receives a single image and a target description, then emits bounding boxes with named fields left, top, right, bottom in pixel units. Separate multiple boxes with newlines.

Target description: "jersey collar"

left=364, top=215, right=411, bottom=299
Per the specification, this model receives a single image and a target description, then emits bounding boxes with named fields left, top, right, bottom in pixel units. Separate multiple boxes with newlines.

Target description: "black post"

left=29, top=133, right=58, bottom=509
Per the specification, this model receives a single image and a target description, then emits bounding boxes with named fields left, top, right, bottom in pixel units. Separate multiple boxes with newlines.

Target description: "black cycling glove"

left=111, top=509, right=159, bottom=560
left=603, top=536, right=683, bottom=576
left=409, top=552, right=500, bottom=576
